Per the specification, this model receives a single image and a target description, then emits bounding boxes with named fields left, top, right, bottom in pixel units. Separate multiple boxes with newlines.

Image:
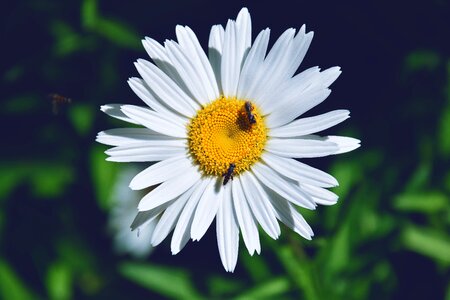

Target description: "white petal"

left=142, top=37, right=194, bottom=98
left=100, top=104, right=140, bottom=125
left=320, top=66, right=342, bottom=87
left=191, top=178, right=222, bottom=241
left=237, top=28, right=270, bottom=99
left=216, top=184, right=239, bottom=272
left=280, top=25, right=314, bottom=80
left=244, top=28, right=295, bottom=104
left=300, top=184, right=339, bottom=206
left=221, top=20, right=239, bottom=97
left=129, top=155, right=193, bottom=190
left=105, top=141, right=186, bottom=162
left=164, top=40, right=211, bottom=105
left=220, top=7, right=252, bottom=98
left=261, top=66, right=321, bottom=115
left=251, top=162, right=316, bottom=210
left=257, top=28, right=314, bottom=109
left=240, top=173, right=280, bottom=239
left=208, top=25, right=225, bottom=53
left=264, top=187, right=313, bottom=239
left=235, top=7, right=252, bottom=59
left=121, top=105, right=187, bottom=138
left=96, top=128, right=172, bottom=147
left=171, top=179, right=210, bottom=254
left=209, top=25, right=225, bottom=54
left=269, top=110, right=350, bottom=137
left=232, top=178, right=261, bottom=255
left=326, top=136, right=361, bottom=154
left=142, top=37, right=171, bottom=68
left=265, top=137, right=340, bottom=158
left=128, top=77, right=188, bottom=124
left=259, top=28, right=295, bottom=75
left=137, top=166, right=201, bottom=211
left=264, top=65, right=342, bottom=127
left=135, top=59, right=199, bottom=116
left=150, top=183, right=196, bottom=246
left=208, top=25, right=225, bottom=93
left=265, top=88, right=331, bottom=128
left=282, top=26, right=313, bottom=80
left=261, top=152, right=338, bottom=188
left=130, top=200, right=172, bottom=232
left=176, top=26, right=219, bottom=102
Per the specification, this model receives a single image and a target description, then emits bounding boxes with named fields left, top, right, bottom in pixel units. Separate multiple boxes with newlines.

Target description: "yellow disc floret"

left=188, top=96, right=267, bottom=177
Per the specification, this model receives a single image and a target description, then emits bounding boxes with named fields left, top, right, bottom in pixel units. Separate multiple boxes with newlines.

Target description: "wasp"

left=48, top=93, right=72, bottom=115
left=245, top=101, right=256, bottom=124
left=222, top=163, right=236, bottom=186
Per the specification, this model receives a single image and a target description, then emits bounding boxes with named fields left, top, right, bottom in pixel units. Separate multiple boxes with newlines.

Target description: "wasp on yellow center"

left=245, top=101, right=256, bottom=124
left=222, top=163, right=236, bottom=186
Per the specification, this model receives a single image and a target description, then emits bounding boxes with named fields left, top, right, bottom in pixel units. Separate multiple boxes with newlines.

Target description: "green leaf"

left=439, top=102, right=450, bottom=156
left=405, top=50, right=440, bottom=72
left=0, top=162, right=74, bottom=199
left=330, top=160, right=361, bottom=201
left=402, top=225, right=450, bottom=265
left=4, top=95, right=39, bottom=113
left=57, top=239, right=94, bottom=272
left=446, top=59, right=450, bottom=101
left=276, top=245, right=320, bottom=300
left=68, top=103, right=95, bottom=136
left=0, top=164, right=24, bottom=200
left=118, top=262, right=202, bottom=300
left=51, top=21, right=82, bottom=56
left=235, top=277, right=291, bottom=300
left=403, top=162, right=431, bottom=191
left=0, top=260, right=37, bottom=300
left=446, top=282, right=450, bottom=300
left=445, top=172, right=450, bottom=193
left=30, top=164, right=74, bottom=198
left=3, top=65, right=24, bottom=83
left=95, top=18, right=140, bottom=49
left=81, top=0, right=97, bottom=29
left=394, top=192, right=448, bottom=213
left=90, top=145, right=119, bottom=210
left=240, top=249, right=271, bottom=282
left=373, top=261, right=394, bottom=283
left=56, top=239, right=103, bottom=295
left=330, top=151, right=381, bottom=198
left=208, top=276, right=245, bottom=297
left=46, top=261, right=73, bottom=300
left=324, top=221, right=350, bottom=275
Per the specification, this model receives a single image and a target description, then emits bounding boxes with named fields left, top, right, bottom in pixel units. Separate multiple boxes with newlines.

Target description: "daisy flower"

left=97, top=7, right=360, bottom=272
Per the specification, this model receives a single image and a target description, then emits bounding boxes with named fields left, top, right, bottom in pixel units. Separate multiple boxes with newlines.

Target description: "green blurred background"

left=1, top=0, right=449, bottom=299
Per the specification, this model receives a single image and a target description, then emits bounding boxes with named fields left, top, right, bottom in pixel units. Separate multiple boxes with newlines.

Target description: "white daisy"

left=96, top=7, right=360, bottom=272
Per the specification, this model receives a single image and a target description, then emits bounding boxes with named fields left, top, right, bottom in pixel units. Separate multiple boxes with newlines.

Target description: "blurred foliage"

left=0, top=260, right=37, bottom=300
left=118, top=262, right=202, bottom=300
left=1, top=0, right=449, bottom=299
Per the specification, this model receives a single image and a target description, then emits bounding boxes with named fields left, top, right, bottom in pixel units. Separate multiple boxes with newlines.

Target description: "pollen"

left=187, top=96, right=267, bottom=177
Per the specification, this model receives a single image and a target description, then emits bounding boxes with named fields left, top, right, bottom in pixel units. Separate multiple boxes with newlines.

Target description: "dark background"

left=1, top=0, right=449, bottom=299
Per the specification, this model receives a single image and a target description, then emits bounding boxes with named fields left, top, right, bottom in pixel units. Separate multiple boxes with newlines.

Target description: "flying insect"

left=48, top=93, right=72, bottom=115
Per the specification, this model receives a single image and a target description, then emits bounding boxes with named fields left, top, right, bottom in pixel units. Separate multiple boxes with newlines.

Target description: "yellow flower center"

left=187, top=97, right=267, bottom=177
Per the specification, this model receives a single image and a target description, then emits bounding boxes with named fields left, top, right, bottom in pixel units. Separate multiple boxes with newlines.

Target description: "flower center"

left=187, top=96, right=267, bottom=177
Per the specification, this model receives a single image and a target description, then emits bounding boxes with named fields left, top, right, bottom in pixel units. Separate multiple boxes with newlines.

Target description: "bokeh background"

left=1, top=0, right=449, bottom=299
